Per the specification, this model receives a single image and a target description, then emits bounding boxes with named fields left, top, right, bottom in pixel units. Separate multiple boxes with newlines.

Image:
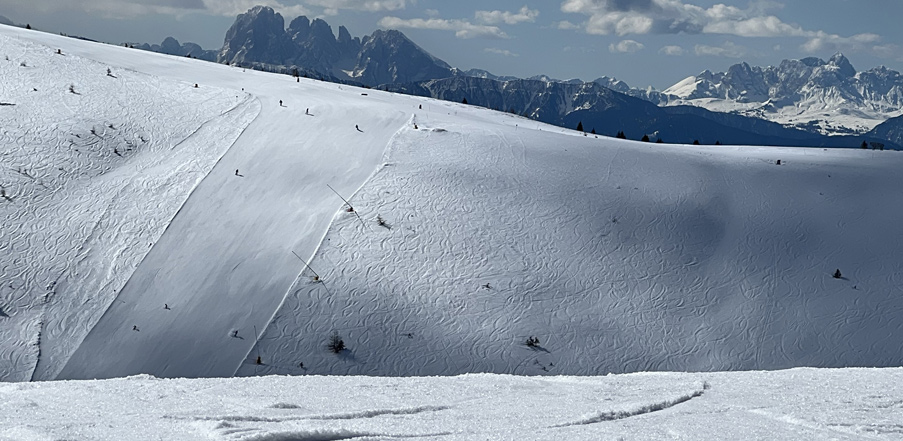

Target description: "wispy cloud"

left=694, top=41, right=747, bottom=58
left=7, top=0, right=411, bottom=19
left=378, top=16, right=509, bottom=39
left=475, top=6, right=539, bottom=25
left=609, top=39, right=644, bottom=53
left=659, top=45, right=685, bottom=55
left=301, top=0, right=410, bottom=16
left=484, top=47, right=519, bottom=57
left=559, top=0, right=881, bottom=56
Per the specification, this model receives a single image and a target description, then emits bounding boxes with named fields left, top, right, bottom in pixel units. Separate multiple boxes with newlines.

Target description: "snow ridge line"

left=553, top=384, right=708, bottom=426
left=233, top=115, right=416, bottom=376
left=37, top=94, right=260, bottom=380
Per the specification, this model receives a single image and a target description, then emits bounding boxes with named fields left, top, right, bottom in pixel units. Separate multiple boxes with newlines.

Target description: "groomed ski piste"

left=1, top=23, right=902, bottom=439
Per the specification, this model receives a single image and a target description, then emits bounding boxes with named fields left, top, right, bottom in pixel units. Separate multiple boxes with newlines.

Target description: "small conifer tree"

left=328, top=332, right=346, bottom=353
left=576, top=121, right=584, bottom=132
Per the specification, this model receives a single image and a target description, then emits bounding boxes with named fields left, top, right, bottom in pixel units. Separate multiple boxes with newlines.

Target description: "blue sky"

left=2, top=0, right=901, bottom=89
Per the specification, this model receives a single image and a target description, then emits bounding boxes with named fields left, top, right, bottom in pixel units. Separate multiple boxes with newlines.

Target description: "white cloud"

left=609, top=39, right=645, bottom=53
left=694, top=41, right=747, bottom=58
left=201, top=0, right=309, bottom=18
left=475, top=6, right=539, bottom=25
left=484, top=48, right=519, bottom=57
left=659, top=45, right=684, bottom=55
left=558, top=0, right=884, bottom=52
left=556, top=20, right=581, bottom=30
left=801, top=31, right=880, bottom=54
left=378, top=16, right=509, bottom=39
left=301, top=0, right=409, bottom=14
left=3, top=0, right=409, bottom=18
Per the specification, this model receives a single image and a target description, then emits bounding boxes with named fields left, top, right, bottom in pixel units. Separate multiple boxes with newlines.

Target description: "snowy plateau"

left=1, top=23, right=903, bottom=440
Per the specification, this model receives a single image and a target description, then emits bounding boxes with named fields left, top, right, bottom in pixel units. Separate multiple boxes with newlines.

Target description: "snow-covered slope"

left=664, top=54, right=903, bottom=135
left=0, top=32, right=256, bottom=381
left=2, top=25, right=903, bottom=382
left=2, top=368, right=903, bottom=440
left=242, top=110, right=903, bottom=377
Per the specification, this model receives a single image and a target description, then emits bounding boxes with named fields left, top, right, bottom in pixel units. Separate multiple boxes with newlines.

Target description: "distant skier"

left=279, top=100, right=283, bottom=107
left=164, top=304, right=170, bottom=310
left=256, top=355, right=262, bottom=365
left=235, top=169, right=239, bottom=176
left=232, top=330, right=239, bottom=338
left=355, top=124, right=362, bottom=132
left=305, top=108, right=309, bottom=115
left=132, top=325, right=139, bottom=331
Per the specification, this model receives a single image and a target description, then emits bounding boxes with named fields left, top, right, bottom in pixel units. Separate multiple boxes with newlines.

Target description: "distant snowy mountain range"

left=664, top=53, right=903, bottom=135
left=125, top=6, right=901, bottom=147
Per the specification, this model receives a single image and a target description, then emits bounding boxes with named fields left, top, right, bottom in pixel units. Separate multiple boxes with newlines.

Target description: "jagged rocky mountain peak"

left=217, top=6, right=452, bottom=86
left=287, top=16, right=311, bottom=39
left=828, top=52, right=856, bottom=76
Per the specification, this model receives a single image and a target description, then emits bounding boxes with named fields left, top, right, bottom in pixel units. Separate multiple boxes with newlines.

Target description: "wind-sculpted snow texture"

left=1, top=369, right=902, bottom=440
left=0, top=34, right=253, bottom=381
left=244, top=112, right=903, bottom=377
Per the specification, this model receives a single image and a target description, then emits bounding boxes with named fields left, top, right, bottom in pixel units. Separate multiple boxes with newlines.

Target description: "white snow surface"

left=2, top=368, right=903, bottom=440
left=1, top=25, right=903, bottom=385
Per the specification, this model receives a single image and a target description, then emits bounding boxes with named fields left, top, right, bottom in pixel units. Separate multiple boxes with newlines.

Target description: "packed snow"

left=2, top=368, right=903, bottom=440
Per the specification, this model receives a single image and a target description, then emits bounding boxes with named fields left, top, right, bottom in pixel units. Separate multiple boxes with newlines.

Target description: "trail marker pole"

left=326, top=184, right=369, bottom=230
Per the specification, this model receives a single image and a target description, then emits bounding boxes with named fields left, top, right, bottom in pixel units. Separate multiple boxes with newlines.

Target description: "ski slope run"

left=2, top=25, right=903, bottom=380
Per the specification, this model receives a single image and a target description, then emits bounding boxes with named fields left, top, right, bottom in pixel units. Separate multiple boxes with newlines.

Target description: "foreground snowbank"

left=1, top=368, right=901, bottom=440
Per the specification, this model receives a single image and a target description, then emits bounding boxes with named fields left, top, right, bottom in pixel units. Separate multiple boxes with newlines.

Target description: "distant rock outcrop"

left=131, top=37, right=217, bottom=61
left=217, top=6, right=453, bottom=86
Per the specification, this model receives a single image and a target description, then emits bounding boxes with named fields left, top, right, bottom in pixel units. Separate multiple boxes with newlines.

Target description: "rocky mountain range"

left=131, top=37, right=217, bottom=61
left=120, top=5, right=900, bottom=148
left=661, top=54, right=903, bottom=135
left=386, top=76, right=895, bottom=149
left=216, top=6, right=452, bottom=85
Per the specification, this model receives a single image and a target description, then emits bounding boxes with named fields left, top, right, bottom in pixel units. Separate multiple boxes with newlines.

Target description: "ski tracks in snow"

left=241, top=115, right=903, bottom=377
left=0, top=35, right=255, bottom=381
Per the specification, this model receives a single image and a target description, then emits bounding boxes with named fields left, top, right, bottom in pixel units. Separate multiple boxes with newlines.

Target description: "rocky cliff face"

left=217, top=6, right=452, bottom=86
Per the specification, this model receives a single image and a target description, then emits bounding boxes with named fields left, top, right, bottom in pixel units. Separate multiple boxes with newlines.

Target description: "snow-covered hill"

left=3, top=368, right=903, bottom=440
left=1, top=25, right=903, bottom=383
left=664, top=54, right=903, bottom=135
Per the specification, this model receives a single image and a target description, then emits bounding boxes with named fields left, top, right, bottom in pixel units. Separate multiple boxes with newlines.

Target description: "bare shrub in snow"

left=328, top=332, right=346, bottom=353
